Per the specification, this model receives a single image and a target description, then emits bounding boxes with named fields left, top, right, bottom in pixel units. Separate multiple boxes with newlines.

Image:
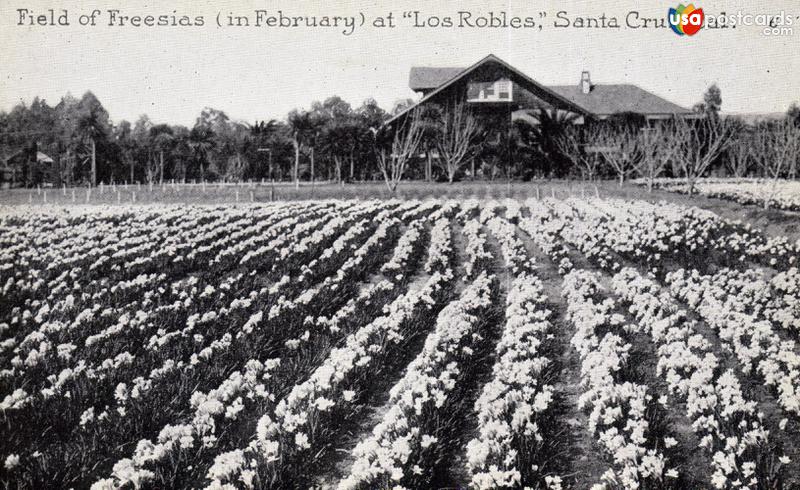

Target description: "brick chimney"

left=580, top=71, right=592, bottom=94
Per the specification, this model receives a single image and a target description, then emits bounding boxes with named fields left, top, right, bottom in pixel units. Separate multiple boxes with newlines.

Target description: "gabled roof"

left=36, top=152, right=54, bottom=163
left=389, top=54, right=589, bottom=127
left=409, top=67, right=465, bottom=91
left=4, top=149, right=54, bottom=165
left=406, top=57, right=692, bottom=118
left=548, top=84, right=693, bottom=116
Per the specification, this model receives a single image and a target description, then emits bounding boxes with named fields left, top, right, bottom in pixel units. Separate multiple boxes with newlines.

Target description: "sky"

left=2, top=0, right=799, bottom=127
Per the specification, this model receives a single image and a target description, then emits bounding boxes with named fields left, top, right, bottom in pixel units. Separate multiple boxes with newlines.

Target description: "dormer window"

left=467, top=78, right=513, bottom=102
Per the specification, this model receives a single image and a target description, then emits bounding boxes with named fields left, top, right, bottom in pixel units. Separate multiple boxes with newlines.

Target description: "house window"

left=496, top=80, right=510, bottom=99
left=468, top=78, right=513, bottom=102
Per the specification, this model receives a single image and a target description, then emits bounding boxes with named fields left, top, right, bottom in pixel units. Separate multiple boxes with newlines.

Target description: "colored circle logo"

left=668, top=4, right=705, bottom=36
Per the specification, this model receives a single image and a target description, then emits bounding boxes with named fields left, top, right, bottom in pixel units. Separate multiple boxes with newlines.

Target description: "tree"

left=113, top=120, right=137, bottom=184
left=789, top=102, right=800, bottom=127
left=216, top=121, right=250, bottom=182
left=350, top=99, right=388, bottom=181
left=693, top=84, right=722, bottom=118
left=170, top=126, right=191, bottom=182
left=521, top=108, right=579, bottom=178
left=417, top=104, right=443, bottom=182
left=435, top=102, right=481, bottom=183
left=391, top=98, right=416, bottom=116
left=131, top=115, right=153, bottom=184
left=188, top=126, right=215, bottom=182
left=287, top=110, right=318, bottom=188
left=594, top=125, right=642, bottom=185
left=375, top=109, right=424, bottom=193
left=249, top=120, right=280, bottom=179
left=751, top=119, right=800, bottom=208
left=670, top=115, right=734, bottom=195
left=320, top=123, right=349, bottom=184
left=479, top=118, right=537, bottom=181
left=150, top=124, right=174, bottom=184
left=356, top=98, right=388, bottom=129
left=311, top=97, right=356, bottom=183
left=76, top=92, right=110, bottom=186
left=194, top=107, right=249, bottom=181
left=555, top=125, right=602, bottom=181
left=725, top=134, right=753, bottom=178
left=321, top=120, right=365, bottom=184
left=636, top=125, right=678, bottom=192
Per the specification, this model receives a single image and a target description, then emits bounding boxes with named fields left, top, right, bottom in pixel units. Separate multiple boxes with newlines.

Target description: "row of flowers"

left=460, top=219, right=492, bottom=279
left=637, top=178, right=800, bottom=212
left=465, top=272, right=556, bottom=489
left=339, top=272, right=495, bottom=489
left=562, top=269, right=671, bottom=489
left=483, top=216, right=533, bottom=275
left=516, top=208, right=574, bottom=275
left=547, top=197, right=798, bottom=272
left=611, top=267, right=788, bottom=488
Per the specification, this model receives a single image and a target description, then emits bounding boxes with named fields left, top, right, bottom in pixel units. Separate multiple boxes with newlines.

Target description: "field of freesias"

left=1, top=196, right=800, bottom=490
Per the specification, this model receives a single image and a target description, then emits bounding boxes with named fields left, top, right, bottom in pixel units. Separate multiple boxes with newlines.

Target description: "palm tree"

left=188, top=126, right=215, bottom=182
left=77, top=105, right=107, bottom=186
left=287, top=110, right=317, bottom=188
left=521, top=108, right=579, bottom=177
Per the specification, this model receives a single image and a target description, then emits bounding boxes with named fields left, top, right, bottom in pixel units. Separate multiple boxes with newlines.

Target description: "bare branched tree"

left=751, top=119, right=800, bottom=209
left=670, top=115, right=734, bottom=195
left=636, top=125, right=678, bottom=192
left=595, top=125, right=642, bottom=185
left=555, top=125, right=602, bottom=181
left=436, top=101, right=481, bottom=183
left=375, top=108, right=424, bottom=194
left=726, top=134, right=753, bottom=178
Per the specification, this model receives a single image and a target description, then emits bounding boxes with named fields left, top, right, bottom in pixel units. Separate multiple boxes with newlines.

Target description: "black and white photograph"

left=1, top=0, right=800, bottom=488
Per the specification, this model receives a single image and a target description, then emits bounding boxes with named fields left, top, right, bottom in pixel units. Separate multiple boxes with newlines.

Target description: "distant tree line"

left=1, top=86, right=798, bottom=189
left=0, top=93, right=389, bottom=187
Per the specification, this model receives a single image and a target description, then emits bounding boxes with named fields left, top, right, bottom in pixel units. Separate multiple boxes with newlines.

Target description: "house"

left=2, top=147, right=55, bottom=187
left=388, top=54, right=694, bottom=128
